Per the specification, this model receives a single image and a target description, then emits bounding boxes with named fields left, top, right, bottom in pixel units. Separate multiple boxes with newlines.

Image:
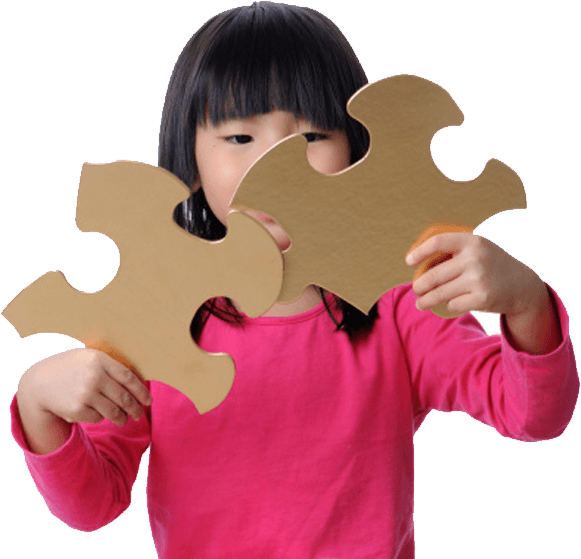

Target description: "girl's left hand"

left=406, top=232, right=563, bottom=355
left=405, top=232, right=546, bottom=317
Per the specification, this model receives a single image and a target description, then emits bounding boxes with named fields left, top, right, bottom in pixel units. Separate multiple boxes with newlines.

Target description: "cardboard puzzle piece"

left=233, top=74, right=527, bottom=316
left=2, top=162, right=283, bottom=414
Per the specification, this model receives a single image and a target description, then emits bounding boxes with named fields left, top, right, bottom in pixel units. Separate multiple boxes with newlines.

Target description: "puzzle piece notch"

left=2, top=162, right=284, bottom=414
left=232, top=74, right=526, bottom=315
left=347, top=74, right=465, bottom=156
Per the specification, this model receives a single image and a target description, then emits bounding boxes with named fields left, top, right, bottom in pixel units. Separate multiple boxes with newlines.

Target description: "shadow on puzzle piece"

left=233, top=74, right=527, bottom=318
left=2, top=162, right=283, bottom=414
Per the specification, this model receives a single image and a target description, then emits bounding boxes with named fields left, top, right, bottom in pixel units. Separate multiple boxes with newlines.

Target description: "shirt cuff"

left=10, top=392, right=82, bottom=464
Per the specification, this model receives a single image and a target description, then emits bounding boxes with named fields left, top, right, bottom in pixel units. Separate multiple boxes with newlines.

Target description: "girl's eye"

left=303, top=132, right=328, bottom=142
left=227, top=135, right=253, bottom=144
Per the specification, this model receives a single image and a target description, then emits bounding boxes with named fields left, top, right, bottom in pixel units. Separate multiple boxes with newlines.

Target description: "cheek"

left=309, top=145, right=351, bottom=174
left=199, top=160, right=244, bottom=226
left=334, top=143, right=352, bottom=172
left=203, top=188, right=229, bottom=225
left=311, top=150, right=350, bottom=175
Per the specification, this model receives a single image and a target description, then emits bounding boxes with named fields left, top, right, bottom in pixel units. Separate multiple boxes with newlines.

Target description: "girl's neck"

left=260, top=285, right=322, bottom=317
left=233, top=285, right=322, bottom=318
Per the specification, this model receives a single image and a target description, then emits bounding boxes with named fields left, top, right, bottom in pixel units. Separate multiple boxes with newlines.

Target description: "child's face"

left=193, top=110, right=351, bottom=251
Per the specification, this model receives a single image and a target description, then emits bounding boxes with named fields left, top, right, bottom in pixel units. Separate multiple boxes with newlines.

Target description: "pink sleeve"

left=10, top=382, right=151, bottom=531
left=390, top=284, right=579, bottom=441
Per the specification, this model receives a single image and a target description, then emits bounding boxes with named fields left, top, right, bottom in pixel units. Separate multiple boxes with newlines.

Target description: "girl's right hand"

left=19, top=348, right=152, bottom=427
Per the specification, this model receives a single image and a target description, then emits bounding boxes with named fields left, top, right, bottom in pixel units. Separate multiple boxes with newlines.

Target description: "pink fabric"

left=11, top=283, right=578, bottom=558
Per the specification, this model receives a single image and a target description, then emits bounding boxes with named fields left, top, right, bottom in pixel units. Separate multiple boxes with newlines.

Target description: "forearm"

left=12, top=361, right=151, bottom=532
left=397, top=281, right=576, bottom=442
left=504, top=282, right=562, bottom=355
left=13, top=384, right=135, bottom=531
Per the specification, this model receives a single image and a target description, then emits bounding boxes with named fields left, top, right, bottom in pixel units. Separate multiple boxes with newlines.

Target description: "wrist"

left=505, top=272, right=547, bottom=320
left=18, top=364, right=54, bottom=416
left=503, top=283, right=562, bottom=355
left=16, top=379, right=72, bottom=455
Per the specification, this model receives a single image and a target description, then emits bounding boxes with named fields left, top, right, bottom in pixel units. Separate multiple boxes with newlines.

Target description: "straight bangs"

left=192, top=4, right=365, bottom=137
left=159, top=2, right=369, bottom=192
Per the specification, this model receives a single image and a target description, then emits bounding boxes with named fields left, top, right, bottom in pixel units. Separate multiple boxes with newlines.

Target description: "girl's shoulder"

left=375, top=282, right=467, bottom=335
left=377, top=282, right=416, bottom=315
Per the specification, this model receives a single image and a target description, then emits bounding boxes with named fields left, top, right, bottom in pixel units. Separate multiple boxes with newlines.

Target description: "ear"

left=192, top=176, right=202, bottom=193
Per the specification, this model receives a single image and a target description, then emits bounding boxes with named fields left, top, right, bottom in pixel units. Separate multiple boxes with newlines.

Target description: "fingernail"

left=406, top=253, right=414, bottom=265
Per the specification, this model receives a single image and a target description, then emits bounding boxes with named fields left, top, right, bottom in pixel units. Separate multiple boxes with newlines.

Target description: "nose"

left=268, top=112, right=303, bottom=144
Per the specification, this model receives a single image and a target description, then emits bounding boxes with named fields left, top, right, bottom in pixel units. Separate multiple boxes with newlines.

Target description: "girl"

left=6, top=2, right=578, bottom=558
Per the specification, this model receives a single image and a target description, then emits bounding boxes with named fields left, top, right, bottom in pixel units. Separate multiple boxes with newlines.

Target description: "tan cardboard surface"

left=2, top=75, right=528, bottom=414
left=2, top=162, right=283, bottom=414
left=233, top=74, right=527, bottom=315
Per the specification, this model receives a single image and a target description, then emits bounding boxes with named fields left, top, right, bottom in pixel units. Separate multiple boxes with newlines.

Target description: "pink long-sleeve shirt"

left=11, top=284, right=578, bottom=558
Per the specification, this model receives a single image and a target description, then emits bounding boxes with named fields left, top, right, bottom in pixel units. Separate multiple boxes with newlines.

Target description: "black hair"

left=159, top=1, right=378, bottom=338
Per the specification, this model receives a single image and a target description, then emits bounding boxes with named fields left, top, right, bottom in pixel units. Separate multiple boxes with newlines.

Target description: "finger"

left=412, top=254, right=464, bottom=297
left=405, top=224, right=473, bottom=264
left=99, top=352, right=152, bottom=407
left=415, top=275, right=471, bottom=312
left=90, top=392, right=130, bottom=427
left=70, top=405, right=104, bottom=425
left=99, top=378, right=145, bottom=422
left=445, top=292, right=480, bottom=315
left=406, top=232, right=471, bottom=267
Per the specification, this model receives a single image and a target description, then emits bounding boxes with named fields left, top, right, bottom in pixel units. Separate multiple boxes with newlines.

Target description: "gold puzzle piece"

left=2, top=161, right=283, bottom=414
left=233, top=74, right=527, bottom=316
